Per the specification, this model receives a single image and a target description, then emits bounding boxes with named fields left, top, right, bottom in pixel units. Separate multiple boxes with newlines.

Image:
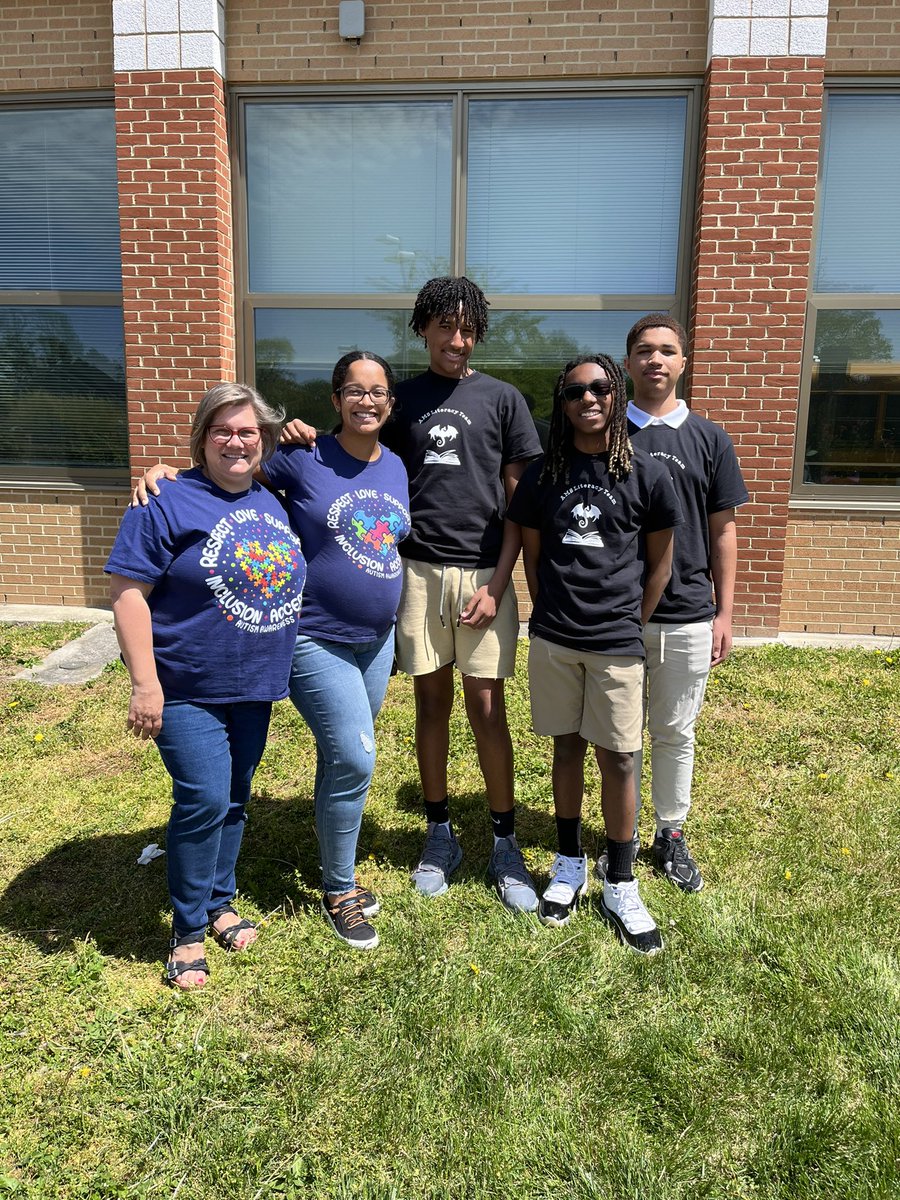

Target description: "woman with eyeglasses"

left=505, top=355, right=681, bottom=956
left=136, top=352, right=410, bottom=951
left=260, top=351, right=410, bottom=949
left=107, top=383, right=307, bottom=989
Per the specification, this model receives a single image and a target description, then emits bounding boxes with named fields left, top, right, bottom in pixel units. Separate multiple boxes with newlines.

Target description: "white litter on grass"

left=137, top=843, right=165, bottom=865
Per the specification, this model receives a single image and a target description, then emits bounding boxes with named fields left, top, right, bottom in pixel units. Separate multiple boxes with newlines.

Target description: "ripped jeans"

left=288, top=629, right=394, bottom=895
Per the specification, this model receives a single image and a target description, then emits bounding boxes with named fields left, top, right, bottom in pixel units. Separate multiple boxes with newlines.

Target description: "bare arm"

left=709, top=507, right=738, bottom=666
left=109, top=575, right=164, bottom=740
left=130, top=464, right=179, bottom=507
left=520, top=525, right=541, bottom=605
left=641, top=528, right=674, bottom=626
left=460, top=459, right=530, bottom=628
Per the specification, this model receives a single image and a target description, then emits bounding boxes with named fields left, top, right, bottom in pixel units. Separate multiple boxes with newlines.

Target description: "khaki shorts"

left=395, top=559, right=520, bottom=679
left=528, top=636, right=644, bottom=752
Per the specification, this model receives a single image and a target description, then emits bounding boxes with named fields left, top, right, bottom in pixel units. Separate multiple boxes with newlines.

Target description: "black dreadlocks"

left=409, top=276, right=490, bottom=343
left=540, top=354, right=633, bottom=487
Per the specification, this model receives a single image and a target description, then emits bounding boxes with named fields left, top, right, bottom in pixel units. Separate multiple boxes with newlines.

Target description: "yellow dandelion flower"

left=78, top=1066, right=91, bottom=1077
left=839, top=847, right=851, bottom=856
left=8, top=700, right=20, bottom=709
left=862, top=678, right=872, bottom=686
left=469, top=962, right=480, bottom=975
left=784, top=869, right=792, bottom=881
left=817, top=772, right=828, bottom=780
left=885, top=657, right=894, bottom=665
left=33, top=732, right=44, bottom=743
left=886, top=772, right=895, bottom=781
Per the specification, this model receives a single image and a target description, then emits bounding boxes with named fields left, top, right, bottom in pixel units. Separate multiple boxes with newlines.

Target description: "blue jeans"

left=155, top=700, right=272, bottom=940
left=288, top=629, right=394, bottom=895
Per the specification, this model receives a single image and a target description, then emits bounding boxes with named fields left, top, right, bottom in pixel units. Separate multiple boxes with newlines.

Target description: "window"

left=0, top=103, right=126, bottom=482
left=238, top=88, right=695, bottom=433
left=796, top=92, right=900, bottom=498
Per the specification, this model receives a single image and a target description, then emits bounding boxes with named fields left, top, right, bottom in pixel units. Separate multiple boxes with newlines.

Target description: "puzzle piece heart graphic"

left=234, top=538, right=298, bottom=598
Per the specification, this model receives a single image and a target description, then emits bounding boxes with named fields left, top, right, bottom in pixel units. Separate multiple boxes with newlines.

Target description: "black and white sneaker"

left=539, top=854, right=588, bottom=927
left=599, top=878, right=664, bottom=956
left=652, top=827, right=704, bottom=893
left=594, top=833, right=641, bottom=882
left=322, top=889, right=379, bottom=950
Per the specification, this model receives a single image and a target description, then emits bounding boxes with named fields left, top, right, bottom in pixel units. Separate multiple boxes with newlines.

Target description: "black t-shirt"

left=507, top=450, right=682, bottom=657
left=383, top=369, right=541, bottom=568
left=628, top=410, right=749, bottom=623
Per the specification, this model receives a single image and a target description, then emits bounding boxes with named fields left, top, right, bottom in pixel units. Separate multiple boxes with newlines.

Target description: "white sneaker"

left=539, top=854, right=588, bottom=927
left=599, top=878, right=664, bottom=956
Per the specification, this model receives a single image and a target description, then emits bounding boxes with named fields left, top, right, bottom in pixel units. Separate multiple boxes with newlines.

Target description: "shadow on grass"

left=0, top=783, right=572, bottom=964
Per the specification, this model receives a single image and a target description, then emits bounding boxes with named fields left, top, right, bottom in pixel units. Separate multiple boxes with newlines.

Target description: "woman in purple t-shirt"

left=107, top=384, right=306, bottom=989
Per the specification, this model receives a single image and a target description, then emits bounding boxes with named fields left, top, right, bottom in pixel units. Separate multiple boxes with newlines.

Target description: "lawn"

left=0, top=626, right=897, bottom=1199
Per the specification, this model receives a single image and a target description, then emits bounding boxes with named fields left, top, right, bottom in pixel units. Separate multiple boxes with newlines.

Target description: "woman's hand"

left=130, top=464, right=179, bottom=508
left=280, top=419, right=317, bottom=446
left=127, top=681, right=164, bottom=740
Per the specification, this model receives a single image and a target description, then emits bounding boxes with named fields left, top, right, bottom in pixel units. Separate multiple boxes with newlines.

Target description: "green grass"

left=0, top=626, right=898, bottom=1199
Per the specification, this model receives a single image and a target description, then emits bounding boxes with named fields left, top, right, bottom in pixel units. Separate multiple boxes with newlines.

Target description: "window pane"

left=814, top=95, right=900, bottom=293
left=0, top=107, right=121, bottom=290
left=0, top=307, right=127, bottom=471
left=803, top=309, right=900, bottom=487
left=478, top=309, right=648, bottom=442
left=254, top=308, right=429, bottom=429
left=246, top=102, right=453, bottom=294
left=466, top=97, right=686, bottom=294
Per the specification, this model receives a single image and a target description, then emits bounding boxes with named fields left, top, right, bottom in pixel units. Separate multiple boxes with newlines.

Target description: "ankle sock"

left=490, top=807, right=515, bottom=841
left=424, top=797, right=450, bottom=826
left=606, top=837, right=635, bottom=884
left=556, top=816, right=582, bottom=858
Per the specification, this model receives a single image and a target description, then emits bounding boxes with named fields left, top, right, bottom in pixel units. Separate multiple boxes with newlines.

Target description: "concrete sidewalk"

left=2, top=602, right=895, bottom=687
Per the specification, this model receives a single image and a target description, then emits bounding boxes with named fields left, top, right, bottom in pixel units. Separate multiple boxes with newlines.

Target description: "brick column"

left=113, top=1, right=233, bottom=476
left=689, top=1, right=828, bottom=636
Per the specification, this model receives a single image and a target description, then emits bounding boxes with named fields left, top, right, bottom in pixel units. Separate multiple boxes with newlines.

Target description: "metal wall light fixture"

left=339, top=1, right=365, bottom=41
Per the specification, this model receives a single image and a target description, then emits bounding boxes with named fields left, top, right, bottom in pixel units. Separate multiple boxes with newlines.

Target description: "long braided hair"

left=409, top=276, right=490, bottom=343
left=540, top=353, right=633, bottom=486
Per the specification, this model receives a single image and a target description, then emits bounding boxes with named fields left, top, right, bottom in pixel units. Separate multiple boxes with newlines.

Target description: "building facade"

left=0, top=0, right=898, bottom=636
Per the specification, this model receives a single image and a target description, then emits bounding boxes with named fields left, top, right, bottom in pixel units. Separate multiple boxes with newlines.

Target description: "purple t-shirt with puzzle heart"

left=264, top=436, right=411, bottom=643
left=105, top=469, right=306, bottom=703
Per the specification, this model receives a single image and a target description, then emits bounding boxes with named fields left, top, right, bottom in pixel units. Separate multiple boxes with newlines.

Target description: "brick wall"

left=688, top=56, right=825, bottom=637
left=826, top=2, right=900, bottom=71
left=114, top=69, right=235, bottom=476
left=227, top=0, right=709, bottom=82
left=781, top=512, right=900, bottom=636
left=0, top=488, right=124, bottom=607
left=0, top=1, right=113, bottom=92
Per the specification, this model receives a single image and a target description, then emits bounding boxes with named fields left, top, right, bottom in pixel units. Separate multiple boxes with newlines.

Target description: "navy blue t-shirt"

left=628, top=408, right=749, bottom=624
left=383, top=369, right=542, bottom=568
left=264, top=436, right=411, bottom=643
left=508, top=450, right=682, bottom=657
left=105, top=469, right=306, bottom=703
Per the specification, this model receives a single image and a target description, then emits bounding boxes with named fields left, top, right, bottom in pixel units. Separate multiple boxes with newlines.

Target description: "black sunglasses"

left=560, top=380, right=615, bottom=404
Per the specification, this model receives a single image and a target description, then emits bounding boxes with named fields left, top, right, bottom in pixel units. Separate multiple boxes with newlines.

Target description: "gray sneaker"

left=411, top=823, right=462, bottom=897
left=488, top=835, right=538, bottom=913
left=595, top=833, right=641, bottom=882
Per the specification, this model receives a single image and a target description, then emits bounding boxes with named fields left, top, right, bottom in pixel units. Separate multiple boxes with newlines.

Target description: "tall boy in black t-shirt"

left=508, top=354, right=681, bottom=955
left=383, top=278, right=543, bottom=911
left=615, top=314, right=748, bottom=892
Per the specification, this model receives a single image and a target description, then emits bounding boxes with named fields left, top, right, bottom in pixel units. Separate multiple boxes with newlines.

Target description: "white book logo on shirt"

left=563, top=501, right=604, bottom=546
left=424, top=424, right=460, bottom=465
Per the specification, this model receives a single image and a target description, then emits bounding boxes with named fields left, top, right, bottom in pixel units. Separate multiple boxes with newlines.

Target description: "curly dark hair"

left=540, top=354, right=633, bottom=486
left=409, top=276, right=490, bottom=343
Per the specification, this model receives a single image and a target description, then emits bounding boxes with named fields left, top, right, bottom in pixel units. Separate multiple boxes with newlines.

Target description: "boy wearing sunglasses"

left=507, top=355, right=681, bottom=954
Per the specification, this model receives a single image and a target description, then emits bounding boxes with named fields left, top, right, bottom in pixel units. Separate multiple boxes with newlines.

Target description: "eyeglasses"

left=338, top=385, right=392, bottom=405
left=560, top=381, right=614, bottom=404
left=208, top=426, right=261, bottom=444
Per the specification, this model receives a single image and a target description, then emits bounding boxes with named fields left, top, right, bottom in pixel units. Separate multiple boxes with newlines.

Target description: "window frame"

left=792, top=80, right=900, bottom=510
left=230, top=79, right=701, bottom=391
left=0, top=92, right=126, bottom=489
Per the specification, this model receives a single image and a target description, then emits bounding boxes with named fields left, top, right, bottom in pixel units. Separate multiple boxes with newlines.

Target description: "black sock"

left=424, top=797, right=450, bottom=826
left=556, top=816, right=582, bottom=858
left=490, top=808, right=515, bottom=840
left=606, top=837, right=635, bottom=884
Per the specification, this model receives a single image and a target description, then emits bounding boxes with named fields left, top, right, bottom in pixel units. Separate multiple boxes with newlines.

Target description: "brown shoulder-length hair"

left=190, top=383, right=284, bottom=468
